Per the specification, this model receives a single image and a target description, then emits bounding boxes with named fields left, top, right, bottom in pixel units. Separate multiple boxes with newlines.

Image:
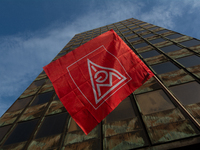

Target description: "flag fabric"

left=43, top=29, right=154, bottom=134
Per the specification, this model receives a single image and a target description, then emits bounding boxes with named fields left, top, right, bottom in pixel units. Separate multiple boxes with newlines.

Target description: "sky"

left=1, top=0, right=200, bottom=117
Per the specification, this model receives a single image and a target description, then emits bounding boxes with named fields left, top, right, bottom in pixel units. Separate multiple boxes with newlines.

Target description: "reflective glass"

left=68, top=118, right=81, bottom=132
left=122, top=30, right=130, bottom=34
left=149, top=27, right=159, bottom=30
left=136, top=30, right=147, bottom=34
left=179, top=39, right=200, bottom=47
left=151, top=62, right=179, bottom=74
left=156, top=29, right=169, bottom=34
left=125, top=33, right=135, bottom=37
left=166, top=34, right=182, bottom=39
left=149, top=38, right=165, bottom=44
left=176, top=55, right=200, bottom=68
left=7, top=96, right=33, bottom=112
left=170, top=82, right=200, bottom=105
left=142, top=33, right=154, bottom=38
left=30, top=91, right=54, bottom=106
left=133, top=42, right=148, bottom=49
left=160, top=45, right=182, bottom=53
left=136, top=89, right=175, bottom=115
left=133, top=27, right=141, bottom=31
left=0, top=125, right=11, bottom=141
left=4, top=119, right=38, bottom=145
left=140, top=50, right=160, bottom=58
left=129, top=37, right=140, bottom=42
left=28, top=79, right=46, bottom=89
left=35, top=113, right=68, bottom=139
left=105, top=97, right=135, bottom=123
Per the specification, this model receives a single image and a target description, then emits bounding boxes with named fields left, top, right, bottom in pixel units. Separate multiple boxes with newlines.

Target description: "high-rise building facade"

left=1, top=18, right=200, bottom=150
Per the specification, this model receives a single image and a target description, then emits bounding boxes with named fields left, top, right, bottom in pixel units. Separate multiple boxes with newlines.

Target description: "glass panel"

left=0, top=125, right=11, bottom=141
left=7, top=96, right=33, bottom=112
left=30, top=91, right=54, bottom=106
left=170, top=82, right=200, bottom=105
left=104, top=97, right=136, bottom=123
left=68, top=118, right=81, bottom=132
left=122, top=30, right=130, bottom=34
left=125, top=33, right=135, bottom=37
left=28, top=79, right=46, bottom=89
left=156, top=29, right=169, bottom=34
left=136, top=89, right=175, bottom=115
left=35, top=113, right=68, bottom=139
left=133, top=27, right=141, bottom=31
left=143, top=24, right=152, bottom=28
left=129, top=37, right=140, bottom=42
left=133, top=42, right=148, bottom=49
left=142, top=33, right=154, bottom=38
left=176, top=55, right=200, bottom=68
left=140, top=50, right=160, bottom=58
left=53, top=95, right=60, bottom=101
left=179, top=39, right=200, bottom=47
left=165, top=34, right=182, bottom=39
left=128, top=25, right=137, bottom=28
left=149, top=38, right=165, bottom=44
left=4, top=119, right=38, bottom=145
left=136, top=30, right=147, bottom=34
left=149, top=27, right=159, bottom=30
left=160, top=45, right=182, bottom=53
left=151, top=62, right=179, bottom=74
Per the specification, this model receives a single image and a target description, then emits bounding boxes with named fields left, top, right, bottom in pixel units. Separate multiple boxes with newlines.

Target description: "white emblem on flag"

left=87, top=59, right=127, bottom=104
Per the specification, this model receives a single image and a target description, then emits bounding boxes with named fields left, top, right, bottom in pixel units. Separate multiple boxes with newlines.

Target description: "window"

left=68, top=118, right=81, bottom=132
left=4, top=119, right=38, bottom=145
left=128, top=25, right=137, bottom=28
left=151, top=62, right=179, bottom=74
left=125, top=33, right=135, bottom=37
left=122, top=30, right=130, bottom=34
left=166, top=34, right=182, bottom=39
left=143, top=24, right=152, bottom=28
left=57, top=52, right=66, bottom=57
left=30, top=91, right=54, bottom=106
left=170, top=82, right=200, bottom=105
left=35, top=113, right=68, bottom=139
left=136, top=30, right=147, bottom=34
left=129, top=37, right=140, bottom=42
left=149, top=27, right=159, bottom=30
left=53, top=95, right=60, bottom=101
left=28, top=79, right=46, bottom=89
left=179, top=39, right=200, bottom=47
left=176, top=55, right=200, bottom=68
left=156, top=29, right=169, bottom=34
left=104, top=97, right=135, bottom=123
left=136, top=89, right=175, bottom=115
left=142, top=33, right=154, bottom=38
left=133, top=27, right=141, bottom=31
left=7, top=96, right=33, bottom=112
left=140, top=50, right=160, bottom=58
left=160, top=45, right=182, bottom=53
left=149, top=38, right=165, bottom=44
left=133, top=42, right=148, bottom=49
left=0, top=125, right=11, bottom=141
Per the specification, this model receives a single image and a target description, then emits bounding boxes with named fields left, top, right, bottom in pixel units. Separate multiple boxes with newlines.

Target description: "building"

left=1, top=18, right=200, bottom=150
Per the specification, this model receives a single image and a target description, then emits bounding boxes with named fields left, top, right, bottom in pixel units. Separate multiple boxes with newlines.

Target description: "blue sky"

left=1, top=0, right=200, bottom=117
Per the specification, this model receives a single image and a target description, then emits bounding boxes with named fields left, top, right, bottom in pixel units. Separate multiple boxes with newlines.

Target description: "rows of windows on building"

left=0, top=18, right=200, bottom=149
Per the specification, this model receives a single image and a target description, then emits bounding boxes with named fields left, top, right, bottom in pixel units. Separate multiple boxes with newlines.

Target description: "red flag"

left=43, top=29, right=154, bottom=134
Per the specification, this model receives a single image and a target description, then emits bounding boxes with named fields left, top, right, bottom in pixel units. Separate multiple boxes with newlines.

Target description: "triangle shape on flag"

left=87, top=59, right=127, bottom=105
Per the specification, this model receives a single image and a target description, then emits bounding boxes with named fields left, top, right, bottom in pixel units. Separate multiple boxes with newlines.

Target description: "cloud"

left=0, top=0, right=200, bottom=117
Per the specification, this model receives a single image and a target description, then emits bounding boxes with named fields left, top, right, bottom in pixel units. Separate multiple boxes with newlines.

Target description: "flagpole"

left=153, top=75, right=200, bottom=130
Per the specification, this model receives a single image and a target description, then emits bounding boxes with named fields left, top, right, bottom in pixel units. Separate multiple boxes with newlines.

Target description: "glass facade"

left=1, top=18, right=200, bottom=149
